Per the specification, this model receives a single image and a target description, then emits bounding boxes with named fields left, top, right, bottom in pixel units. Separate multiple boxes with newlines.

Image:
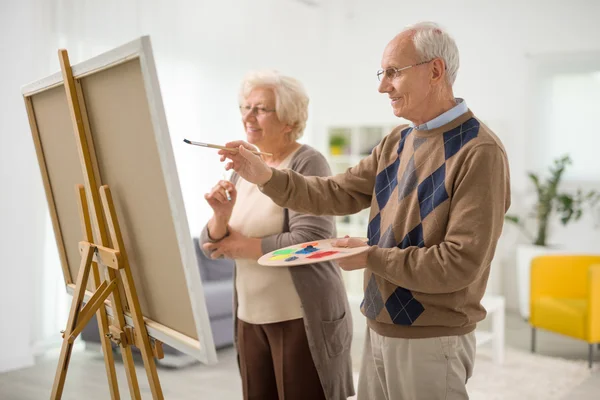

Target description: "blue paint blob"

left=295, top=245, right=319, bottom=254
left=285, top=256, right=299, bottom=262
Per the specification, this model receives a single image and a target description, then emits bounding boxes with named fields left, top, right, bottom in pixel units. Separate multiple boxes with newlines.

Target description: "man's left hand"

left=332, top=237, right=370, bottom=271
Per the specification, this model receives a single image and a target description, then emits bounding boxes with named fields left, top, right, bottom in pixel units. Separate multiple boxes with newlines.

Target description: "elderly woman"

left=199, top=70, right=354, bottom=400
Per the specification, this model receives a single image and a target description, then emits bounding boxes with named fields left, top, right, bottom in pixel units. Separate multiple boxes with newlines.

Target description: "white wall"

left=0, top=0, right=56, bottom=373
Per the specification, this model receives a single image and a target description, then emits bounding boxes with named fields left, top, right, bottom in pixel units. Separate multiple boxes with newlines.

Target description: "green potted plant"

left=506, top=155, right=600, bottom=319
left=329, top=134, right=348, bottom=156
left=506, top=155, right=599, bottom=246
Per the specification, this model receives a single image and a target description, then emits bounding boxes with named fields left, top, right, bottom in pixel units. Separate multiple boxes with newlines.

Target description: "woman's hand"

left=202, top=227, right=263, bottom=260
left=204, top=179, right=237, bottom=222
left=205, top=179, right=236, bottom=241
left=218, top=141, right=273, bottom=185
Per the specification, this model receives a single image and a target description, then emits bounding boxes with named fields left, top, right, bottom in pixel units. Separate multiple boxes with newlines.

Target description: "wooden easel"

left=50, top=49, right=165, bottom=399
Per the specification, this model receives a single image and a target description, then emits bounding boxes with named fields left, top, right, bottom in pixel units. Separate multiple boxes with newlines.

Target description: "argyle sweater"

left=260, top=110, right=511, bottom=338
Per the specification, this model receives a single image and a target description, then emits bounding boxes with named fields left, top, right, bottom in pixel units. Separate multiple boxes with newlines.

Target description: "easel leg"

left=51, top=244, right=94, bottom=399
left=106, top=266, right=142, bottom=400
left=101, top=186, right=164, bottom=399
left=91, top=264, right=121, bottom=400
left=77, top=185, right=120, bottom=399
left=120, top=268, right=164, bottom=399
left=77, top=183, right=141, bottom=399
left=76, top=180, right=142, bottom=399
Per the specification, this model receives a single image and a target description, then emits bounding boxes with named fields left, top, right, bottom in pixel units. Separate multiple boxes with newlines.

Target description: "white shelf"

left=325, top=124, right=397, bottom=245
left=325, top=123, right=396, bottom=295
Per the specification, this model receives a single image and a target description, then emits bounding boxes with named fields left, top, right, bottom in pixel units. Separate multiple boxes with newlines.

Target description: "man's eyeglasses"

left=376, top=60, right=433, bottom=82
left=239, top=105, right=276, bottom=116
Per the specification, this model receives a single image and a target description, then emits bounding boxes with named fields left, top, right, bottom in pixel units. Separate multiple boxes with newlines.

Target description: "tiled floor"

left=0, top=311, right=598, bottom=399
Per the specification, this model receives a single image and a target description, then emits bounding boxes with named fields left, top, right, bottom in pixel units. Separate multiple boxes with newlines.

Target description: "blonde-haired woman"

left=200, top=70, right=354, bottom=400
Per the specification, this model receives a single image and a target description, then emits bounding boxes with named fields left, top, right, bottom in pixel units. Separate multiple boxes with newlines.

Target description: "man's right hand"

left=218, top=141, right=273, bottom=186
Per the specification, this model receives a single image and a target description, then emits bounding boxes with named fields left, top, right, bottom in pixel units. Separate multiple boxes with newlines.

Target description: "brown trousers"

left=237, top=318, right=326, bottom=400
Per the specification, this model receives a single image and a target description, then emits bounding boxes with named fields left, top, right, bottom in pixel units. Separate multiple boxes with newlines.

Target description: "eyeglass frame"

left=239, top=105, right=277, bottom=117
left=376, top=59, right=436, bottom=82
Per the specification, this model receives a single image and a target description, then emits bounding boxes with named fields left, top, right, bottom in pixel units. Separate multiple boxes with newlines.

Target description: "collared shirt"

left=413, top=98, right=468, bottom=131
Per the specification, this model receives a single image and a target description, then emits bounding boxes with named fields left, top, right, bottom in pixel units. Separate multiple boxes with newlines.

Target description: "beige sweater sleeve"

left=260, top=136, right=389, bottom=216
left=366, top=143, right=511, bottom=294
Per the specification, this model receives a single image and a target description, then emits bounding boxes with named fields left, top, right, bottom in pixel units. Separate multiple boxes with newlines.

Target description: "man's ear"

left=431, top=58, right=446, bottom=83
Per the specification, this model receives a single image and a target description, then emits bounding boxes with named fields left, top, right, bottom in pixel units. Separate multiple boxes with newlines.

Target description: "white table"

left=477, top=295, right=505, bottom=364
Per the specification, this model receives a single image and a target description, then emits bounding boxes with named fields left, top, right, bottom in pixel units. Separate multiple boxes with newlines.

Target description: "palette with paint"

left=258, top=238, right=370, bottom=267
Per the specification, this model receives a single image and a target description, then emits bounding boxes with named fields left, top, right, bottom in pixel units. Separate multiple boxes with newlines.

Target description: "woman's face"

left=240, top=87, right=292, bottom=148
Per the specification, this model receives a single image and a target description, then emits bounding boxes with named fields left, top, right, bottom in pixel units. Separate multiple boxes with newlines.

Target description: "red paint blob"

left=307, top=250, right=339, bottom=259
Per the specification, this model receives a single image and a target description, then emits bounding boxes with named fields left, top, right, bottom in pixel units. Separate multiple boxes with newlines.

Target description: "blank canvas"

left=22, top=36, right=217, bottom=364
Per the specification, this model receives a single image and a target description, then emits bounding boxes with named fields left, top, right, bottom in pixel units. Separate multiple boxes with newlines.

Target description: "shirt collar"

left=412, top=98, right=468, bottom=131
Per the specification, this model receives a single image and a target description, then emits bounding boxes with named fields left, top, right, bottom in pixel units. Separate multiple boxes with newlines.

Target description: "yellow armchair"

left=529, top=255, right=600, bottom=368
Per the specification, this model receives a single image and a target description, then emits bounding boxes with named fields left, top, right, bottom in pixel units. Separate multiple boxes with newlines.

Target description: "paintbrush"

left=183, top=139, right=272, bottom=156
left=222, top=172, right=232, bottom=202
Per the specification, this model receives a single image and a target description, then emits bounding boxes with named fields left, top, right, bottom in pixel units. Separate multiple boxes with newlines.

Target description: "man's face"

left=378, top=34, right=433, bottom=122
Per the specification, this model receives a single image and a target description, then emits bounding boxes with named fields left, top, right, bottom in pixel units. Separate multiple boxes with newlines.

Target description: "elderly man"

left=219, top=22, right=511, bottom=400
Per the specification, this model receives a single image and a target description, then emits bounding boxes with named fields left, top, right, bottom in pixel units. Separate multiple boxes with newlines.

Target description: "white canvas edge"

left=25, top=36, right=217, bottom=364
left=138, top=36, right=217, bottom=365
left=21, top=38, right=144, bottom=95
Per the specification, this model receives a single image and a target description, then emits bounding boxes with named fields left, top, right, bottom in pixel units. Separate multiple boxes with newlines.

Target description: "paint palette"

left=258, top=238, right=370, bottom=267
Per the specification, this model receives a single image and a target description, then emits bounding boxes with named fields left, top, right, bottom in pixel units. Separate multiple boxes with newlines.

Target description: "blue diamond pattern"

left=373, top=128, right=414, bottom=211
left=367, top=213, right=381, bottom=246
left=443, top=118, right=480, bottom=160
left=385, top=286, right=425, bottom=325
left=374, top=158, right=399, bottom=210
left=417, top=163, right=449, bottom=220
left=398, top=223, right=425, bottom=249
left=363, top=275, right=385, bottom=319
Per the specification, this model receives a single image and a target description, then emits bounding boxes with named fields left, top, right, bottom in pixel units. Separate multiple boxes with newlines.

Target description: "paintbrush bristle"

left=183, top=138, right=191, bottom=144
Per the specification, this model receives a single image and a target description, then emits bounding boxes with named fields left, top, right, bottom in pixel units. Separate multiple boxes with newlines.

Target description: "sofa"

left=81, top=236, right=235, bottom=362
left=192, top=237, right=235, bottom=349
left=529, top=254, right=600, bottom=369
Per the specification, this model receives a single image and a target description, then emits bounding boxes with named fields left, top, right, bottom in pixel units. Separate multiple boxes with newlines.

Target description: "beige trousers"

left=357, top=328, right=476, bottom=400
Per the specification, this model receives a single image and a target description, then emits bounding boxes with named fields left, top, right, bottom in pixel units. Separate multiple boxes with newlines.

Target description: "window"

left=536, top=70, right=600, bottom=181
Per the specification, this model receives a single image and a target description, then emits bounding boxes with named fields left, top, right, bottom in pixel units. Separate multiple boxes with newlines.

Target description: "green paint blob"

left=273, top=248, right=295, bottom=255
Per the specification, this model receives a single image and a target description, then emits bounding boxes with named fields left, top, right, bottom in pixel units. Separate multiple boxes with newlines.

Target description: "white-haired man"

left=220, top=22, right=511, bottom=399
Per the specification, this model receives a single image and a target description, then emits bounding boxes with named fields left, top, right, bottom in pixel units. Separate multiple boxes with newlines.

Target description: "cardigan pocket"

left=321, top=312, right=351, bottom=358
